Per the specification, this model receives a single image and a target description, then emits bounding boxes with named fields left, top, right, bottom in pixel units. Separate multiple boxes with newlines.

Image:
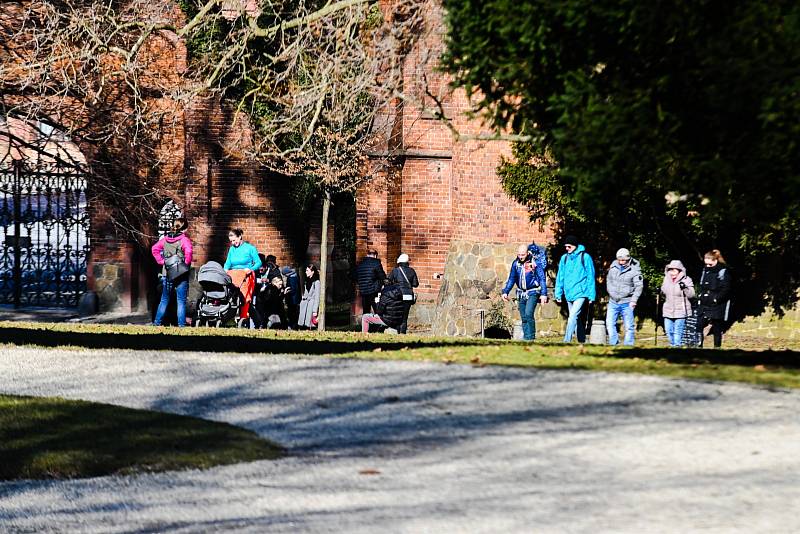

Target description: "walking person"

left=298, top=264, right=320, bottom=329
left=281, top=265, right=301, bottom=329
left=553, top=235, right=596, bottom=343
left=660, top=260, right=695, bottom=347
left=388, top=253, right=419, bottom=334
left=361, top=280, right=406, bottom=333
left=501, top=244, right=548, bottom=341
left=605, top=248, right=644, bottom=346
left=223, top=228, right=261, bottom=323
left=698, top=249, right=731, bottom=348
left=355, top=249, right=386, bottom=315
left=151, top=217, right=193, bottom=327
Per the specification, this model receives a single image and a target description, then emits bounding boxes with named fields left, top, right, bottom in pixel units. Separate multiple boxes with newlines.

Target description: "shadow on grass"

left=597, top=346, right=800, bottom=369
left=0, top=324, right=487, bottom=355
left=0, top=394, right=284, bottom=481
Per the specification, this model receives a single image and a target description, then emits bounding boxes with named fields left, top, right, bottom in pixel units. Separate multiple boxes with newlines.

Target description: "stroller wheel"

left=236, top=317, right=248, bottom=329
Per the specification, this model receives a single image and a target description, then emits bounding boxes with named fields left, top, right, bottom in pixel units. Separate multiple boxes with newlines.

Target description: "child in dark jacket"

left=262, top=276, right=288, bottom=329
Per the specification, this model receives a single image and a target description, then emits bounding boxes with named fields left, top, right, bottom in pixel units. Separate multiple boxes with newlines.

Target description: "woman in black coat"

left=698, top=249, right=731, bottom=348
left=388, top=253, right=419, bottom=334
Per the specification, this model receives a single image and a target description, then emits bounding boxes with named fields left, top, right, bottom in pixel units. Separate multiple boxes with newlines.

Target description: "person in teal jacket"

left=553, top=235, right=596, bottom=343
left=224, top=228, right=262, bottom=272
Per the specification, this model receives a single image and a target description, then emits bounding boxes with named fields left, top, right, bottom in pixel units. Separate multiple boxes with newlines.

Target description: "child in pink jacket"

left=660, top=259, right=695, bottom=346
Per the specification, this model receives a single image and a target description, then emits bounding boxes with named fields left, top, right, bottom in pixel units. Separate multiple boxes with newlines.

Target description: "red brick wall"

left=357, top=0, right=555, bottom=312
left=181, top=97, right=303, bottom=270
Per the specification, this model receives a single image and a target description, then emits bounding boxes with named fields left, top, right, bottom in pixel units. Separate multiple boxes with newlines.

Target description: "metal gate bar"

left=0, top=159, right=90, bottom=308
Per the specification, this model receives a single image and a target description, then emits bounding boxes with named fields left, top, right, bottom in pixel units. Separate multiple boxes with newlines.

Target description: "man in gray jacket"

left=605, top=248, right=644, bottom=345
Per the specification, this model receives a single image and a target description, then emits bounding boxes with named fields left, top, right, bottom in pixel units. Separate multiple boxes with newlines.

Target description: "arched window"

left=158, top=200, right=182, bottom=237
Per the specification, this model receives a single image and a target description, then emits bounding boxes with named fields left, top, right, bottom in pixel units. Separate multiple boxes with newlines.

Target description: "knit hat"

left=563, top=235, right=579, bottom=247
left=616, top=248, right=631, bottom=260
left=397, top=253, right=409, bottom=263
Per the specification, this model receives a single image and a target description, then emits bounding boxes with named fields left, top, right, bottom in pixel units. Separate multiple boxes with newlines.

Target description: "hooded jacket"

left=151, top=232, right=193, bottom=277
left=660, top=260, right=695, bottom=318
left=554, top=244, right=596, bottom=302
left=606, top=258, right=644, bottom=305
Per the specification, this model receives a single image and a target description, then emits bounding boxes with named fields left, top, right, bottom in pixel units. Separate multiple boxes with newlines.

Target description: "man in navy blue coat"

left=502, top=244, right=548, bottom=341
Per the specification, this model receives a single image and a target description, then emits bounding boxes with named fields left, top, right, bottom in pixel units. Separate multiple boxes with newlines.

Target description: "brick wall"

left=356, top=0, right=556, bottom=327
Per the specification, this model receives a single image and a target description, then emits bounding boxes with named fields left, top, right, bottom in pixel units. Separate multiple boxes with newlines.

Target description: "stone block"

left=102, top=263, right=120, bottom=280
left=478, top=256, right=494, bottom=270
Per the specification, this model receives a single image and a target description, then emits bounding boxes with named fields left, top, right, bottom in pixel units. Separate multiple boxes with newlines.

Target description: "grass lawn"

left=2, top=321, right=799, bottom=389
left=0, top=394, right=284, bottom=481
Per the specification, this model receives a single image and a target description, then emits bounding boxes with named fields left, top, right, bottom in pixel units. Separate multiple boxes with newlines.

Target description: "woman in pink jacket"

left=660, top=259, right=695, bottom=346
left=151, top=217, right=193, bottom=327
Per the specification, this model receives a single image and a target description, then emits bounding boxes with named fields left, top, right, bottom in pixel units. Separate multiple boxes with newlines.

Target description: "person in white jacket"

left=660, top=259, right=696, bottom=346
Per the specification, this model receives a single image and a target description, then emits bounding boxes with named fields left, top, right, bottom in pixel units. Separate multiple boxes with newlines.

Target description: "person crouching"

left=361, top=280, right=406, bottom=333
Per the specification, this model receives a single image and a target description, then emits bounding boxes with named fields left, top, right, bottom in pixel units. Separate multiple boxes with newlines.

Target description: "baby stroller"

left=195, top=261, right=247, bottom=327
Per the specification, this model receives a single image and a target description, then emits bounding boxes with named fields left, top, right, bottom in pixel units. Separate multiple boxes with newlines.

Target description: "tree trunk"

left=317, top=190, right=331, bottom=332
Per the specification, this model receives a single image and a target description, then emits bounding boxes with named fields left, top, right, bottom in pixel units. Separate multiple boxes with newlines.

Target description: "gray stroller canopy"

left=198, top=261, right=232, bottom=286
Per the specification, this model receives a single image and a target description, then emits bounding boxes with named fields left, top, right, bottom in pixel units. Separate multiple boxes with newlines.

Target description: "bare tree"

left=0, top=0, right=430, bottom=326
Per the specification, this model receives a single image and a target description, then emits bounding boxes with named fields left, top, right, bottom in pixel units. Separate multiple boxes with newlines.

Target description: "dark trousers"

left=286, top=303, right=299, bottom=329
left=399, top=302, right=412, bottom=334
left=702, top=316, right=724, bottom=348
left=361, top=293, right=378, bottom=315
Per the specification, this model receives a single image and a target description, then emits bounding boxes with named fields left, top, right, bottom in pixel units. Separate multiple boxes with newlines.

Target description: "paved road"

left=0, top=346, right=798, bottom=533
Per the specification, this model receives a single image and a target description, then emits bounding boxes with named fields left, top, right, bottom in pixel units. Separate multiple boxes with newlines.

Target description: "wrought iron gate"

left=0, top=159, right=90, bottom=307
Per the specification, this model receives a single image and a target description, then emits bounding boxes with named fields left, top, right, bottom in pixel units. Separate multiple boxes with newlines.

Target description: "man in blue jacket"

left=502, top=244, right=548, bottom=341
left=553, top=235, right=596, bottom=343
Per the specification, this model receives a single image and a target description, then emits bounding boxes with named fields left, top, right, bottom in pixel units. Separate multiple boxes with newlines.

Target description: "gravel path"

left=0, top=346, right=799, bottom=533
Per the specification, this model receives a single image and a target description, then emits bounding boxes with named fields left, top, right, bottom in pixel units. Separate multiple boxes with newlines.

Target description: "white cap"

left=397, top=253, right=409, bottom=263
left=616, top=248, right=631, bottom=260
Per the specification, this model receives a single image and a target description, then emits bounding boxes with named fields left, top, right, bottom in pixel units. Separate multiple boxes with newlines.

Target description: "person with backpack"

left=502, top=244, right=548, bottom=341
left=660, top=259, right=695, bottom=347
left=355, top=249, right=386, bottom=315
left=553, top=235, right=596, bottom=343
left=388, top=253, right=419, bottom=334
left=527, top=242, right=548, bottom=270
left=151, top=217, right=193, bottom=327
left=361, top=280, right=407, bottom=333
left=698, top=249, right=731, bottom=348
left=605, top=248, right=644, bottom=346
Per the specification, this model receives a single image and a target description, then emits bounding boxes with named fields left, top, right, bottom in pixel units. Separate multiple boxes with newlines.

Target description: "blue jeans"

left=564, top=297, right=588, bottom=343
left=517, top=292, right=540, bottom=341
left=606, top=301, right=635, bottom=345
left=154, top=276, right=188, bottom=327
left=664, top=317, right=686, bottom=347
